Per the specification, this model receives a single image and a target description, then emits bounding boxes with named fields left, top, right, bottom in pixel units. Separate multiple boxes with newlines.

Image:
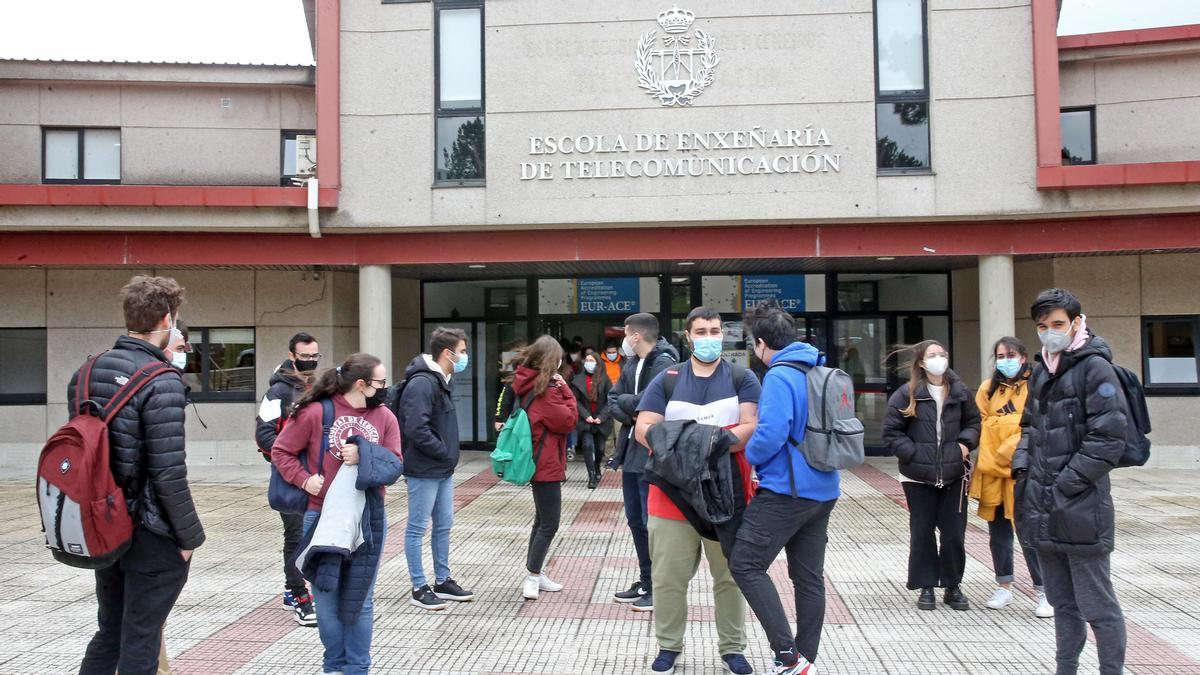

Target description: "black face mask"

left=365, top=387, right=386, bottom=409
left=294, top=359, right=319, bottom=373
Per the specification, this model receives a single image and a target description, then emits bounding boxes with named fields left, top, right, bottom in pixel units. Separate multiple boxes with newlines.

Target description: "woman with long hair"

left=511, top=335, right=579, bottom=600
left=882, top=340, right=981, bottom=612
left=570, top=349, right=613, bottom=489
left=272, top=353, right=402, bottom=674
left=972, top=336, right=1053, bottom=618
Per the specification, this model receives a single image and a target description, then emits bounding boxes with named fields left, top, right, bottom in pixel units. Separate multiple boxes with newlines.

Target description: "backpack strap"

left=662, top=361, right=690, bottom=402
left=100, top=362, right=178, bottom=424
left=767, top=360, right=813, bottom=498
left=314, top=398, right=335, bottom=477
left=75, top=353, right=105, bottom=416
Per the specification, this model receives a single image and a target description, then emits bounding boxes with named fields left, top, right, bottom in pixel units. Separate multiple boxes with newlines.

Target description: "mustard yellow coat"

left=969, top=373, right=1029, bottom=521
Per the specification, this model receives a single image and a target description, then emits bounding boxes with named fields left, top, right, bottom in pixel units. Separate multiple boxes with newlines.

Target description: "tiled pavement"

left=5, top=456, right=1200, bottom=674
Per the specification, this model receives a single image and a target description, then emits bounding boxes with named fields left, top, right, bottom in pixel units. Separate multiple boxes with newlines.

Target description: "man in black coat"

left=1014, top=288, right=1128, bottom=675
left=606, top=312, right=678, bottom=611
left=69, top=276, right=203, bottom=675
left=254, top=331, right=321, bottom=625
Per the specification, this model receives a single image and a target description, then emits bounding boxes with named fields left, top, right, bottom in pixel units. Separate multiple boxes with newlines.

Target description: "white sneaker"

left=1035, top=591, right=1055, bottom=618
left=522, top=574, right=540, bottom=600
left=985, top=587, right=1014, bottom=610
left=538, top=574, right=563, bottom=592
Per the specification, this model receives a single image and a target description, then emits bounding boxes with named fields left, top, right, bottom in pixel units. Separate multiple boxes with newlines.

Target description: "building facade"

left=2, top=0, right=1199, bottom=466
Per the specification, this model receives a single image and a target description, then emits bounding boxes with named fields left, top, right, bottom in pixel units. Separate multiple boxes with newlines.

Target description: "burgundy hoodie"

left=511, top=366, right=578, bottom=482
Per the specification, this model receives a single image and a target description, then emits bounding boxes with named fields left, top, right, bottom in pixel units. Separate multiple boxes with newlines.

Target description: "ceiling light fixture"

left=468, top=264, right=487, bottom=269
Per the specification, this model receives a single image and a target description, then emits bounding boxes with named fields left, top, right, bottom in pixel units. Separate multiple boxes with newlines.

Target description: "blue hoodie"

left=745, top=341, right=841, bottom=501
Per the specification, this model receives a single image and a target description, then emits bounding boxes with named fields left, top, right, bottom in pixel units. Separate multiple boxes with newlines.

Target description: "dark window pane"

left=436, top=116, right=485, bottom=181
left=875, top=0, right=926, bottom=92
left=0, top=328, right=47, bottom=398
left=1146, top=320, right=1198, bottom=385
left=438, top=7, right=482, bottom=110
left=876, top=102, right=930, bottom=169
left=1060, top=109, right=1095, bottom=165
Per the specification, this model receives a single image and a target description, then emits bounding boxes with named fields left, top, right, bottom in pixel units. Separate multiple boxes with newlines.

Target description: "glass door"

left=833, top=317, right=890, bottom=449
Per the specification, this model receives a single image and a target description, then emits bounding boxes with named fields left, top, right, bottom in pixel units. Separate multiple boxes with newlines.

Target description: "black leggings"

left=526, top=481, right=562, bottom=574
left=579, top=430, right=606, bottom=477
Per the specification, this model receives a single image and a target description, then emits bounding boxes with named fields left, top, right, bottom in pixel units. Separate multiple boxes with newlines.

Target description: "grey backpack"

left=770, top=361, right=865, bottom=474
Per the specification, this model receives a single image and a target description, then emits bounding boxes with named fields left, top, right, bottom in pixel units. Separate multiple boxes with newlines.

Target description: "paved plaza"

left=5, top=455, right=1200, bottom=675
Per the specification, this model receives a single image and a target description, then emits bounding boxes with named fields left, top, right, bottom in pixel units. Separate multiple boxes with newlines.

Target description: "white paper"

left=258, top=396, right=282, bottom=422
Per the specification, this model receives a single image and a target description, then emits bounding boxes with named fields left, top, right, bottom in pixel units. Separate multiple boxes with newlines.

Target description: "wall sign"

left=636, top=6, right=719, bottom=107
left=740, top=274, right=806, bottom=311
left=577, top=277, right=641, bottom=314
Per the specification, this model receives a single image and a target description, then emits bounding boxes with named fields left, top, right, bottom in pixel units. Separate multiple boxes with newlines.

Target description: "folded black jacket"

left=643, top=419, right=741, bottom=534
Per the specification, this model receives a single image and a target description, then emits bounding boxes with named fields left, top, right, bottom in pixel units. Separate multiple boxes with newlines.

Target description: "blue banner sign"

left=577, top=277, right=640, bottom=314
left=740, top=274, right=806, bottom=311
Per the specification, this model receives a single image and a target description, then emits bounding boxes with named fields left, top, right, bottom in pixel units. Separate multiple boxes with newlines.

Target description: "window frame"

left=872, top=0, right=932, bottom=175
left=1141, top=315, right=1200, bottom=395
left=0, top=327, right=48, bottom=405
left=41, top=127, right=122, bottom=185
left=1059, top=106, right=1097, bottom=166
left=187, top=327, right=257, bottom=403
left=433, top=0, right=486, bottom=186
left=280, top=129, right=317, bottom=186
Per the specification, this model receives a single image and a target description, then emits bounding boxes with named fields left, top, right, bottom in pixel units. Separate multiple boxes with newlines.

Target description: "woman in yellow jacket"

left=971, top=336, right=1054, bottom=618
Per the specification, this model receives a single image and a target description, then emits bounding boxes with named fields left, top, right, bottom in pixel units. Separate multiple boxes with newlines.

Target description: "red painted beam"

left=1031, top=0, right=1063, bottom=171
left=2, top=216, right=1199, bottom=267
left=1059, top=23, right=1200, bottom=50
left=0, top=184, right=339, bottom=208
left=1039, top=162, right=1200, bottom=189
left=315, top=0, right=340, bottom=190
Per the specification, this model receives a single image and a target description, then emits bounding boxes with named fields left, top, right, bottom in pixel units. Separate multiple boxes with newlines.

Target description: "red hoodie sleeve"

left=382, top=408, right=403, bottom=458
left=539, top=380, right=579, bottom=434
left=271, top=402, right=319, bottom=488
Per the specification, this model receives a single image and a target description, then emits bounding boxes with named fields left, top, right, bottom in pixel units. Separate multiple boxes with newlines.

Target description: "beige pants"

left=157, top=629, right=170, bottom=675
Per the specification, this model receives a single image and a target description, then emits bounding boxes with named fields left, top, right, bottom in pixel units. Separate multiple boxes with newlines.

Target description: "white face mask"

left=170, top=351, right=188, bottom=370
left=924, top=355, right=949, bottom=377
left=620, top=335, right=636, bottom=357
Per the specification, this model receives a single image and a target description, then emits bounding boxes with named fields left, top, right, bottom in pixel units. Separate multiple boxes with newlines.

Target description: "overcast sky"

left=1058, top=0, right=1200, bottom=35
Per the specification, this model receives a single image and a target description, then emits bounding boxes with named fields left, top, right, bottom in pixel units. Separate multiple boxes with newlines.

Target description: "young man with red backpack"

left=61, top=276, right=204, bottom=675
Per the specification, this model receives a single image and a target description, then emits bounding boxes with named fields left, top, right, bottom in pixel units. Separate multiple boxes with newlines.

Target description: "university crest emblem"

left=635, top=5, right=719, bottom=106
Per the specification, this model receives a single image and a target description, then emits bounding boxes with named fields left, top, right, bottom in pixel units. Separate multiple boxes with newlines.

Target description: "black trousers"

left=579, top=429, right=606, bottom=479
left=729, top=490, right=836, bottom=663
left=902, top=479, right=967, bottom=590
left=79, top=526, right=191, bottom=675
left=526, top=480, right=562, bottom=574
left=281, top=510, right=306, bottom=593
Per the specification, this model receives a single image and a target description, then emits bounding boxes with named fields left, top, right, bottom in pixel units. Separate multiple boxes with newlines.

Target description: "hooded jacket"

left=643, top=419, right=740, bottom=530
left=66, top=335, right=205, bottom=551
left=606, top=336, right=679, bottom=473
left=511, top=365, right=578, bottom=483
left=1013, top=336, right=1127, bottom=555
left=570, top=369, right=614, bottom=436
left=745, top=341, right=841, bottom=501
left=255, top=360, right=309, bottom=460
left=396, top=355, right=460, bottom=479
left=969, top=368, right=1030, bottom=521
left=882, top=369, right=981, bottom=486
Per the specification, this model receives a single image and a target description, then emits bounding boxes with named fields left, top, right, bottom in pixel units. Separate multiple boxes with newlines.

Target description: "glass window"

left=1144, top=318, right=1199, bottom=389
left=1061, top=108, right=1095, bottom=166
left=0, top=328, right=47, bottom=404
left=438, top=7, right=482, bottom=109
left=83, top=128, right=121, bottom=180
left=875, top=0, right=926, bottom=93
left=44, top=130, right=79, bottom=180
left=187, top=327, right=255, bottom=401
left=43, top=128, right=121, bottom=183
left=838, top=274, right=948, bottom=312
left=876, top=102, right=930, bottom=170
left=436, top=116, right=485, bottom=181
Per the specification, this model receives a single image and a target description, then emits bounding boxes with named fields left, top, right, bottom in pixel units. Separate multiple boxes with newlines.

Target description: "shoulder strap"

left=101, top=362, right=177, bottom=424
left=768, top=361, right=811, bottom=375
left=1069, top=355, right=1096, bottom=410
left=75, top=353, right=104, bottom=416
left=313, top=398, right=335, bottom=477
left=662, top=360, right=691, bottom=402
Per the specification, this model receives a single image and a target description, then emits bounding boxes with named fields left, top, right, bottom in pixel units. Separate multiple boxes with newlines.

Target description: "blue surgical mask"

left=996, top=357, right=1022, bottom=379
left=452, top=352, right=469, bottom=374
left=584, top=361, right=597, bottom=374
left=691, top=336, right=723, bottom=363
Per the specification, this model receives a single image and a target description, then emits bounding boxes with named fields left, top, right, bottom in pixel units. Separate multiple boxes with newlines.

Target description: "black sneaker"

left=411, top=584, right=448, bottom=611
left=292, top=592, right=317, bottom=627
left=631, top=592, right=654, bottom=612
left=433, top=577, right=476, bottom=602
left=614, top=581, right=647, bottom=604
left=917, top=587, right=936, bottom=611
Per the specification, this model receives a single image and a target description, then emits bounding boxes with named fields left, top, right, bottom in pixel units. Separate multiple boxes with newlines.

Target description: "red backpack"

left=37, top=355, right=178, bottom=569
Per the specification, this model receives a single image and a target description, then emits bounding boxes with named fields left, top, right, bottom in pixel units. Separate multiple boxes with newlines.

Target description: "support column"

left=359, top=265, right=392, bottom=376
left=978, top=255, right=1015, bottom=383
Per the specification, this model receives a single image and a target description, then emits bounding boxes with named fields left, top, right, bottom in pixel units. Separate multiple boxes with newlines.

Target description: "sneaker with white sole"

left=538, top=574, right=563, bottom=592
left=985, top=587, right=1014, bottom=610
left=1035, top=591, right=1055, bottom=618
left=433, top=577, right=475, bottom=602
left=650, top=649, right=681, bottom=674
left=631, top=592, right=654, bottom=612
left=771, top=656, right=815, bottom=675
left=292, top=592, right=317, bottom=627
left=614, top=581, right=648, bottom=603
left=522, top=574, right=541, bottom=600
left=410, top=584, right=448, bottom=611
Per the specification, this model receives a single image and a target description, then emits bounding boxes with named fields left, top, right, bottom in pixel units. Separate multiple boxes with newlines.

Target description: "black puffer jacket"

left=606, top=337, right=679, bottom=473
left=254, top=360, right=308, bottom=460
left=882, top=370, right=981, bottom=486
left=1013, top=336, right=1127, bottom=555
left=66, top=336, right=205, bottom=550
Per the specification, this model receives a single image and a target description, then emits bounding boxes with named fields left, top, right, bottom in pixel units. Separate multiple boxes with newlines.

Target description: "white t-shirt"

left=628, top=357, right=648, bottom=440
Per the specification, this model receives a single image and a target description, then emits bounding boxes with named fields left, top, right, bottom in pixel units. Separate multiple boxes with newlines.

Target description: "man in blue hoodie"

left=729, top=304, right=841, bottom=675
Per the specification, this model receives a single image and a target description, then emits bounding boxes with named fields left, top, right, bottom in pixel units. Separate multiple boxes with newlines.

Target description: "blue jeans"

left=622, top=471, right=652, bottom=589
left=404, top=476, right=454, bottom=588
left=303, top=510, right=385, bottom=675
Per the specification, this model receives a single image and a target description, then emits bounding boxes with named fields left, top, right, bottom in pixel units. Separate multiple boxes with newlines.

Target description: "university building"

left=2, top=0, right=1199, bottom=466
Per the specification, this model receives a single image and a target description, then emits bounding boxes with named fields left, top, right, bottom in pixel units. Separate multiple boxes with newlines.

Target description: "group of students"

left=63, top=275, right=1131, bottom=675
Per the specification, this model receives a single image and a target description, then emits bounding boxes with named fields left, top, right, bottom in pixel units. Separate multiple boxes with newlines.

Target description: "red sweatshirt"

left=511, top=366, right=578, bottom=483
left=271, top=393, right=402, bottom=512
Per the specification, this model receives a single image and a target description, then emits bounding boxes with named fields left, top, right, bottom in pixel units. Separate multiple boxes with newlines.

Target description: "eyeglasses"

left=295, top=352, right=322, bottom=361
left=367, top=378, right=388, bottom=388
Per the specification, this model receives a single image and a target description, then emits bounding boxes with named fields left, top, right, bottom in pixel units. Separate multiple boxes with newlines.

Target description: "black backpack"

left=1070, top=355, right=1151, bottom=468
left=385, top=370, right=441, bottom=424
